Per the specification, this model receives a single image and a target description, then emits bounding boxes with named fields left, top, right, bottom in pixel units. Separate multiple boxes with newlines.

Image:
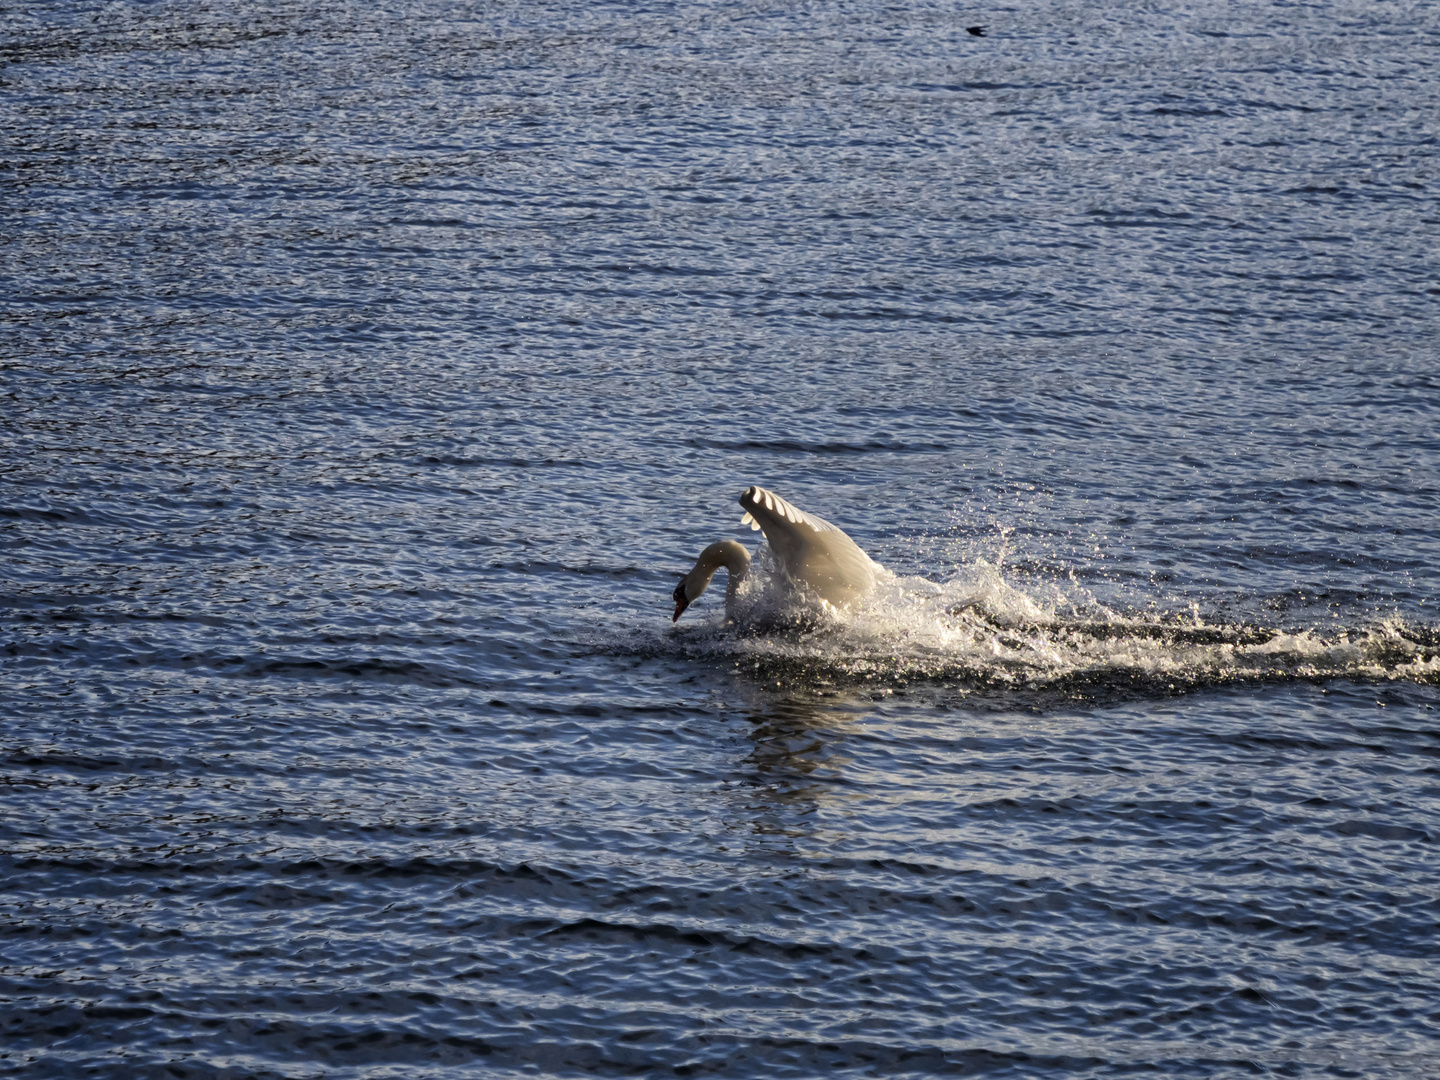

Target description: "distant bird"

left=671, top=486, right=878, bottom=622
left=967, top=26, right=987, bottom=37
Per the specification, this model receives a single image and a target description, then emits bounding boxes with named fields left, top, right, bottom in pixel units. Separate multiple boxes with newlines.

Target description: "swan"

left=671, top=486, right=878, bottom=622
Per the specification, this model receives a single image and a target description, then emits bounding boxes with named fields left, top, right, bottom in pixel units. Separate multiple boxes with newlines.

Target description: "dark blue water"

left=3, top=1, right=1439, bottom=1077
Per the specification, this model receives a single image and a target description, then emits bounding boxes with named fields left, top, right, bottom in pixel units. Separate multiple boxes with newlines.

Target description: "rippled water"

left=3, top=1, right=1439, bottom=1076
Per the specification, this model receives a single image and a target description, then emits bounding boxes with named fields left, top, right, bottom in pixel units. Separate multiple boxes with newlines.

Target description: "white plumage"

left=672, top=486, right=878, bottom=622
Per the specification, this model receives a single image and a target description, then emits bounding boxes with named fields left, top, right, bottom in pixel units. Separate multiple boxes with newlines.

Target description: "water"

left=2, top=1, right=1439, bottom=1076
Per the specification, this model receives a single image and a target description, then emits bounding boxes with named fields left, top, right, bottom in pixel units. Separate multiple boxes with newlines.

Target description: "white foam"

left=667, top=550, right=1439, bottom=691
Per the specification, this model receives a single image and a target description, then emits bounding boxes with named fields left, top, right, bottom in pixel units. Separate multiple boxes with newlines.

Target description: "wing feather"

left=736, top=485, right=876, bottom=608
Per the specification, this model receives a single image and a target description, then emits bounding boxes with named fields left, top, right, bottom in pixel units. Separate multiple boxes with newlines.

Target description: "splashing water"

left=665, top=550, right=1440, bottom=697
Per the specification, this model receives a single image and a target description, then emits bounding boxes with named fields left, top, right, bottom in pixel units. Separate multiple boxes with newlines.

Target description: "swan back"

left=738, top=486, right=876, bottom=609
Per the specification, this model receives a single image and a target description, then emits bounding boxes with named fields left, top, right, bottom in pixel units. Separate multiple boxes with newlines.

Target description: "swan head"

left=672, top=539, right=751, bottom=622
left=671, top=577, right=692, bottom=622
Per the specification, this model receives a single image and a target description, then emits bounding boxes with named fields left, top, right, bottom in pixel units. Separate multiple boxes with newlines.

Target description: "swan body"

left=672, top=486, right=877, bottom=622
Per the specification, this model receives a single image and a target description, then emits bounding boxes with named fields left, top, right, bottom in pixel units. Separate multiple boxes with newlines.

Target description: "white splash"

left=671, top=549, right=1439, bottom=692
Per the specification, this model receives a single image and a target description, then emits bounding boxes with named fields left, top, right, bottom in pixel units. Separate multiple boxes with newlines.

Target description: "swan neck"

left=685, top=540, right=751, bottom=601
left=703, top=540, right=751, bottom=578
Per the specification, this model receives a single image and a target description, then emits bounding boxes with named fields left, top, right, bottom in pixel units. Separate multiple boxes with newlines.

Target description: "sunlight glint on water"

left=1, top=0, right=1438, bottom=1077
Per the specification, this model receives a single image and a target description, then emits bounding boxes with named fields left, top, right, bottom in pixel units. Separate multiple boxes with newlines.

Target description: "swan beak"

left=672, top=579, right=690, bottom=622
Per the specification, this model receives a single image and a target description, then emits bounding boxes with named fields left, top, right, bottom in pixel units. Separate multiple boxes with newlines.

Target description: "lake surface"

left=2, top=1, right=1438, bottom=1076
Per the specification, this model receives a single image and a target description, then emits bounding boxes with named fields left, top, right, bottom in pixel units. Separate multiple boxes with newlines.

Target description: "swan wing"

left=738, top=486, right=876, bottom=607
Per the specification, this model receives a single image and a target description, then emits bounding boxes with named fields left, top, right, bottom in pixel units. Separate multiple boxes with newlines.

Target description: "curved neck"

left=685, top=540, right=751, bottom=602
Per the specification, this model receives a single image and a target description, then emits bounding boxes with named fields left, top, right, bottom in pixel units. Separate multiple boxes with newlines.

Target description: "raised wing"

left=737, top=486, right=876, bottom=608
left=739, top=486, right=840, bottom=535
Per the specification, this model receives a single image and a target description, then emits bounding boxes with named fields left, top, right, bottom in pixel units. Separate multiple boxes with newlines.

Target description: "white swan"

left=672, top=486, right=878, bottom=622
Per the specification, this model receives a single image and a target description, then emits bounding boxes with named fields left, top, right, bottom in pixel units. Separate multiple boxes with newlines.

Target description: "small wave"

left=126, top=651, right=489, bottom=688
left=687, top=437, right=950, bottom=455
left=910, top=81, right=1032, bottom=93
left=488, top=559, right=646, bottom=578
